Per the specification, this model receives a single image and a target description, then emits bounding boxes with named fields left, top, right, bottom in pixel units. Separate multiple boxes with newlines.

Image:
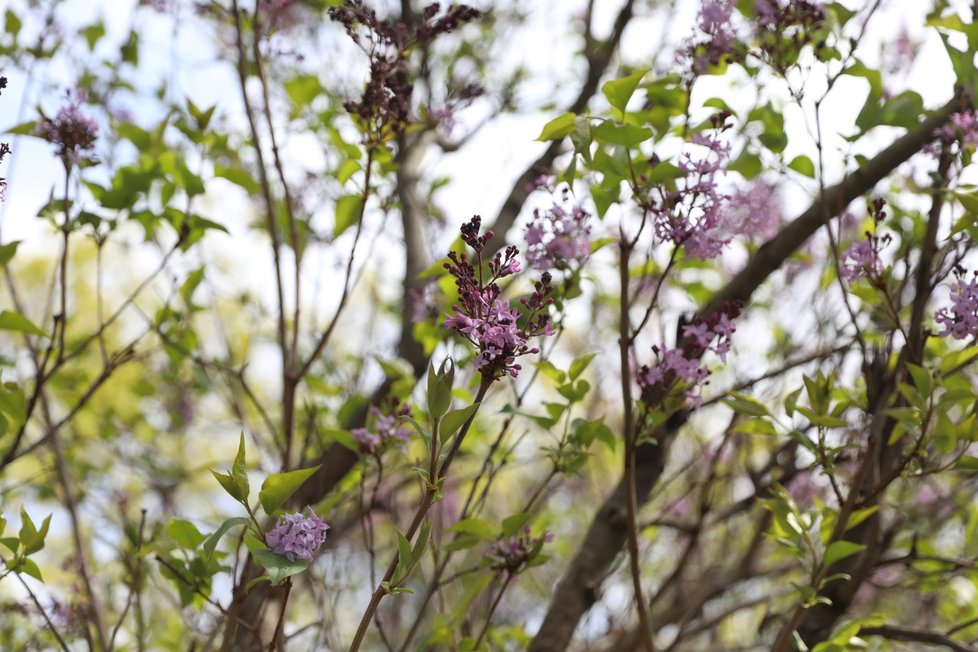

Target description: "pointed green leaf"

left=167, top=519, right=206, bottom=549
left=602, top=69, right=648, bottom=115
left=440, top=403, right=480, bottom=443
left=536, top=112, right=576, bottom=141
left=0, top=311, right=48, bottom=338
left=258, top=465, right=321, bottom=515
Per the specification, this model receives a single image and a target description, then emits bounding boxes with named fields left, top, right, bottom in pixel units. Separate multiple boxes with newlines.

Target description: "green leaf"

left=202, top=517, right=251, bottom=563
left=426, top=361, right=453, bottom=418
left=214, top=164, right=260, bottom=194
left=724, top=391, right=770, bottom=417
left=251, top=548, right=309, bottom=585
left=823, top=540, right=865, bottom=568
left=284, top=74, right=322, bottom=107
left=19, top=511, right=50, bottom=556
left=17, top=558, right=43, bottom=582
left=602, top=69, right=648, bottom=116
left=167, top=519, right=206, bottom=549
left=448, top=518, right=495, bottom=540
left=0, top=241, right=20, bottom=266
left=258, top=466, right=322, bottom=515
left=569, top=353, right=597, bottom=381
left=334, top=194, right=362, bottom=237
left=501, top=513, right=531, bottom=537
left=728, top=149, right=762, bottom=178
left=536, top=113, right=577, bottom=141
left=211, top=470, right=246, bottom=503
left=0, top=310, right=48, bottom=338
left=231, top=433, right=249, bottom=501
left=440, top=403, right=480, bottom=443
left=788, top=155, right=816, bottom=178
left=5, top=10, right=23, bottom=37
left=591, top=121, right=653, bottom=147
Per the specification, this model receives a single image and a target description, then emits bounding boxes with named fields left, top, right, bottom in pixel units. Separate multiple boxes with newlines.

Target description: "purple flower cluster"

left=524, top=198, right=591, bottom=271
left=724, top=180, right=782, bottom=241
left=681, top=0, right=739, bottom=74
left=931, top=110, right=978, bottom=153
left=351, top=400, right=412, bottom=454
left=36, top=90, right=98, bottom=167
left=487, top=526, right=552, bottom=577
left=840, top=237, right=885, bottom=282
left=444, top=216, right=555, bottom=380
left=936, top=269, right=978, bottom=340
left=649, top=115, right=733, bottom=259
left=265, top=508, right=330, bottom=562
left=840, top=199, right=890, bottom=282
left=638, top=303, right=741, bottom=407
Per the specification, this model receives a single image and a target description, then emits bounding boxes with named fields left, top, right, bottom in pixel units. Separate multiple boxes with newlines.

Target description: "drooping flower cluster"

left=329, top=2, right=481, bottom=141
left=35, top=89, right=99, bottom=167
left=444, top=216, right=555, bottom=380
left=265, top=508, right=330, bottom=562
left=724, top=180, right=782, bottom=241
left=680, top=0, right=740, bottom=75
left=487, top=526, right=553, bottom=578
left=351, top=399, right=412, bottom=454
left=525, top=193, right=591, bottom=271
left=648, top=113, right=733, bottom=259
left=936, top=268, right=978, bottom=340
left=638, top=302, right=742, bottom=407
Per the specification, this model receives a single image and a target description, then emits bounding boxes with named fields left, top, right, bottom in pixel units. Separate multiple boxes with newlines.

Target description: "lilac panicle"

left=725, top=180, right=782, bottom=241
left=647, top=115, right=733, bottom=259
left=638, top=302, right=742, bottom=408
left=524, top=198, right=591, bottom=271
left=936, top=269, right=978, bottom=340
left=36, top=89, right=98, bottom=167
left=444, top=216, right=555, bottom=380
left=351, top=399, right=412, bottom=454
left=265, top=508, right=330, bottom=562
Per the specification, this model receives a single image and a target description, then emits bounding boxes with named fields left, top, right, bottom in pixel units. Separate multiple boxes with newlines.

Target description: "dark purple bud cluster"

left=487, top=526, right=553, bottom=578
left=35, top=89, right=99, bottom=168
left=444, top=216, right=555, bottom=380
left=329, top=2, right=481, bottom=143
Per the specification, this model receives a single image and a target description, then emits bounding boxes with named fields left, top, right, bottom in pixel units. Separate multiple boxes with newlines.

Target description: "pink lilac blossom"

left=487, top=526, right=553, bottom=578
left=524, top=202, right=591, bottom=271
left=649, top=117, right=733, bottom=259
left=444, top=216, right=555, bottom=380
left=36, top=89, right=99, bottom=166
left=351, top=400, right=412, bottom=454
left=840, top=235, right=887, bottom=282
left=637, top=302, right=742, bottom=408
left=265, top=509, right=330, bottom=562
left=724, top=180, right=782, bottom=240
left=935, top=269, right=978, bottom=340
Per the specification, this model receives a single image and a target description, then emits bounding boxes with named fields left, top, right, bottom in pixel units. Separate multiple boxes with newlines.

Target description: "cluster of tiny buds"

left=459, top=214, right=494, bottom=252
